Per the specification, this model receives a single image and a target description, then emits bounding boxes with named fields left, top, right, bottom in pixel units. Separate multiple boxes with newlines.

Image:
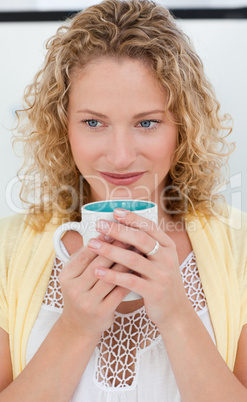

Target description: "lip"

left=99, top=171, right=145, bottom=185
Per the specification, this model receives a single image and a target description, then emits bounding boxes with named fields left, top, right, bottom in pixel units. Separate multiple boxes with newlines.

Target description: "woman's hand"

left=88, top=209, right=192, bottom=331
left=58, top=235, right=130, bottom=342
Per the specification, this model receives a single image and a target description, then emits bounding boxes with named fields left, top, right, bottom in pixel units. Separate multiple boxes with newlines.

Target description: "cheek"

left=149, top=125, right=177, bottom=160
left=72, top=146, right=93, bottom=168
left=70, top=137, right=104, bottom=176
left=152, top=140, right=176, bottom=164
left=69, top=131, right=92, bottom=161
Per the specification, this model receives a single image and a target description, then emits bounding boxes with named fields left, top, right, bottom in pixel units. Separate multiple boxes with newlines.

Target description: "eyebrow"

left=76, top=109, right=165, bottom=119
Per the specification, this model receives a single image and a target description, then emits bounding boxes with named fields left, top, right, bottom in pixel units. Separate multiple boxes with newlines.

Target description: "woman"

left=0, top=0, right=247, bottom=400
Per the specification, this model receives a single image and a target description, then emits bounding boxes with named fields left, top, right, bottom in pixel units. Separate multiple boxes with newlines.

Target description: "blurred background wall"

left=1, top=1, right=247, bottom=217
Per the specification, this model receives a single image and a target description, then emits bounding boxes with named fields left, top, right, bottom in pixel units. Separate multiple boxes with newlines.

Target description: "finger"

left=95, top=219, right=163, bottom=259
left=88, top=239, right=153, bottom=279
left=89, top=263, right=131, bottom=303
left=71, top=239, right=131, bottom=291
left=62, top=244, right=99, bottom=279
left=62, top=232, right=123, bottom=278
left=102, top=286, right=132, bottom=312
left=59, top=234, right=112, bottom=283
left=95, top=265, right=148, bottom=300
left=113, top=209, right=176, bottom=249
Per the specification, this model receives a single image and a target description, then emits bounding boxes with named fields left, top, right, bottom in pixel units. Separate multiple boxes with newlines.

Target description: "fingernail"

left=104, top=235, right=114, bottom=242
left=114, top=208, right=127, bottom=218
left=88, top=239, right=101, bottom=249
left=96, top=220, right=109, bottom=231
left=95, top=268, right=106, bottom=277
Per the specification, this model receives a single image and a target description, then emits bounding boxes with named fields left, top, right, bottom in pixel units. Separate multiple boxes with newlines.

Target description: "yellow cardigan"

left=0, top=207, right=247, bottom=379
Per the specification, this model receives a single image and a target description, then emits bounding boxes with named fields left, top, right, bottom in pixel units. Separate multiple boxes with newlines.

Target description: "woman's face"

left=68, top=57, right=178, bottom=206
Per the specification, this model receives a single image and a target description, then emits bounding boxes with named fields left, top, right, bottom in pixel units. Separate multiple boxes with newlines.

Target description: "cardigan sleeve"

left=226, top=207, right=247, bottom=328
left=0, top=214, right=27, bottom=333
left=0, top=216, right=12, bottom=332
left=235, top=210, right=247, bottom=327
left=0, top=223, right=9, bottom=333
left=0, top=213, right=57, bottom=378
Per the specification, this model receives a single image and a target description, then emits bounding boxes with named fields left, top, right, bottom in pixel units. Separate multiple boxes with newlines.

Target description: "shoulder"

left=0, top=214, right=29, bottom=268
left=186, top=204, right=247, bottom=265
left=0, top=213, right=27, bottom=231
left=0, top=213, right=60, bottom=237
left=187, top=204, right=246, bottom=241
left=0, top=213, right=58, bottom=267
left=206, top=205, right=247, bottom=249
left=0, top=214, right=29, bottom=246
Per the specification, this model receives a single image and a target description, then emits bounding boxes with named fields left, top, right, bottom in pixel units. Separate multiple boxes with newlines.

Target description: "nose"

left=106, top=129, right=136, bottom=170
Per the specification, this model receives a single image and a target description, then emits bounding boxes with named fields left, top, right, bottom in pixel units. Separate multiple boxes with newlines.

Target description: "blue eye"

left=87, top=119, right=99, bottom=127
left=140, top=120, right=152, bottom=128
left=81, top=119, right=104, bottom=129
left=138, top=120, right=160, bottom=130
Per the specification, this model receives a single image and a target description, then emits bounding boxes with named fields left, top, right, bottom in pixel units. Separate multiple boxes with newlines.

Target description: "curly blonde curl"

left=14, top=0, right=234, bottom=231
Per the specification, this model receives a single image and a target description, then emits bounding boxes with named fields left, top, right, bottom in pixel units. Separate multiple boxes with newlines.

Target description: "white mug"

left=53, top=199, right=158, bottom=301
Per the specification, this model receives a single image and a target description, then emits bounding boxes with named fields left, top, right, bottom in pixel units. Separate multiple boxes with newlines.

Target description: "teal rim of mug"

left=83, top=200, right=156, bottom=213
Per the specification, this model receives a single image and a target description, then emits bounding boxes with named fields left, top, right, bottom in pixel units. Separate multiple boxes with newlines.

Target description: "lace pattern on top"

left=43, top=257, right=64, bottom=311
left=95, top=308, right=160, bottom=389
left=42, top=251, right=207, bottom=389
left=180, top=252, right=206, bottom=313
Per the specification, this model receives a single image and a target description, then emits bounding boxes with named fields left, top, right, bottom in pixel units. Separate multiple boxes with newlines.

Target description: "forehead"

left=69, top=57, right=167, bottom=108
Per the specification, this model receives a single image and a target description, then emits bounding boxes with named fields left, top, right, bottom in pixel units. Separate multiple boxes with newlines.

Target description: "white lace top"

left=26, top=249, right=216, bottom=401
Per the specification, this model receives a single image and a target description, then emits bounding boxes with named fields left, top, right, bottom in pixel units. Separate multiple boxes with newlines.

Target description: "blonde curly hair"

left=14, top=0, right=234, bottom=231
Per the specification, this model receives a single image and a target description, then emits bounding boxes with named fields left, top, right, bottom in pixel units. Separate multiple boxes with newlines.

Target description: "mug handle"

left=53, top=221, right=84, bottom=263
